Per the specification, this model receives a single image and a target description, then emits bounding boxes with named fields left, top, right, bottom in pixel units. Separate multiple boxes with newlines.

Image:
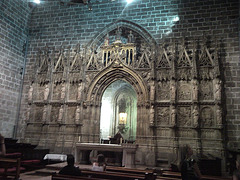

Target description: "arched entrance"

left=100, top=80, right=137, bottom=142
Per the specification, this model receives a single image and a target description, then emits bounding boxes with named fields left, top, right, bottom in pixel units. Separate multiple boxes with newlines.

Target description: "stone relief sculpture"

left=77, top=82, right=84, bottom=100
left=60, top=83, right=66, bottom=100
left=42, top=105, right=47, bottom=122
left=192, top=105, right=199, bottom=128
left=170, top=107, right=176, bottom=127
left=25, top=33, right=223, bottom=166
left=150, top=81, right=155, bottom=101
left=104, top=33, right=109, bottom=46
left=199, top=81, right=213, bottom=100
left=58, top=105, right=64, bottom=123
left=178, top=107, right=191, bottom=126
left=201, top=107, right=213, bottom=127
left=149, top=105, right=155, bottom=126
left=128, top=30, right=135, bottom=43
left=192, top=79, right=198, bottom=101
left=75, top=106, right=81, bottom=124
left=178, top=84, right=191, bottom=101
left=44, top=84, right=50, bottom=101
left=28, top=84, right=33, bottom=101
left=216, top=106, right=222, bottom=126
left=157, top=107, right=169, bottom=125
left=214, top=78, right=222, bottom=101
left=25, top=105, right=31, bottom=123
left=157, top=81, right=170, bottom=100
left=170, top=80, right=176, bottom=101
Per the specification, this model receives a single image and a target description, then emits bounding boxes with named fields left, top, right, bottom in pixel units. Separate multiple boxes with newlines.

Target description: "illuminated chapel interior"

left=0, top=0, right=239, bottom=178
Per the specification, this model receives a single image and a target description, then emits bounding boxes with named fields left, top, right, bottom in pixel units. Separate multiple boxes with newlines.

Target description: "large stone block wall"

left=0, top=0, right=31, bottom=137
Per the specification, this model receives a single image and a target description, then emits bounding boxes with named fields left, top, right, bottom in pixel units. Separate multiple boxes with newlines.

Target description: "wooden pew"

left=161, top=170, right=231, bottom=180
left=106, top=166, right=157, bottom=180
left=81, top=170, right=146, bottom=180
left=52, top=173, right=107, bottom=180
left=52, top=169, right=149, bottom=180
left=0, top=157, right=21, bottom=180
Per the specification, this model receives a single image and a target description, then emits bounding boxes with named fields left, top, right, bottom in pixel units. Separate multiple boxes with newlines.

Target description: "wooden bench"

left=106, top=166, right=157, bottom=180
left=52, top=169, right=149, bottom=180
left=161, top=170, right=231, bottom=180
left=52, top=173, right=108, bottom=180
left=81, top=170, right=146, bottom=180
left=0, top=157, right=21, bottom=180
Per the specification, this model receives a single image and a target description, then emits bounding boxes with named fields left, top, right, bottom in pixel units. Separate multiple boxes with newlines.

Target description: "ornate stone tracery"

left=22, top=22, right=224, bottom=168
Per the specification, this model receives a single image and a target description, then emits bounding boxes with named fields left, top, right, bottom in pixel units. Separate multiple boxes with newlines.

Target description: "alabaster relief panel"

left=199, top=80, right=213, bottom=100
left=52, top=84, right=61, bottom=100
left=157, top=81, right=170, bottom=101
left=34, top=105, right=44, bottom=122
left=37, top=84, right=45, bottom=101
left=177, top=106, right=191, bottom=127
left=201, top=129, right=221, bottom=139
left=177, top=82, right=192, bottom=101
left=178, top=129, right=197, bottom=138
left=66, top=106, right=77, bottom=124
left=156, top=107, right=170, bottom=125
left=200, top=106, right=214, bottom=127
left=50, top=106, right=61, bottom=122
left=69, top=83, right=78, bottom=100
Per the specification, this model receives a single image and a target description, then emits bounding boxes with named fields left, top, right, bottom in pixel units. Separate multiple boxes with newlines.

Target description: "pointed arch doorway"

left=100, top=80, right=137, bottom=142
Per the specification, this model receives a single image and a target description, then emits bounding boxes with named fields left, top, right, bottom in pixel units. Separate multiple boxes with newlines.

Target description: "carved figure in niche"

left=178, top=107, right=191, bottom=126
left=157, top=107, right=169, bottom=125
left=170, top=80, right=176, bottom=101
left=77, top=82, right=84, bottom=100
left=42, top=106, right=47, bottom=122
left=58, top=105, right=64, bottom=123
left=115, top=27, right=122, bottom=42
left=171, top=107, right=176, bottom=127
left=28, top=84, right=33, bottom=101
left=216, top=106, right=222, bottom=125
left=128, top=30, right=135, bottom=43
left=158, top=81, right=170, bottom=100
left=150, top=82, right=155, bottom=101
left=75, top=106, right=81, bottom=124
left=44, top=84, right=50, bottom=101
left=150, top=105, right=155, bottom=125
left=60, top=83, right=66, bottom=100
left=192, top=105, right=199, bottom=128
left=104, top=33, right=109, bottom=46
left=25, top=105, right=31, bottom=123
left=192, top=79, right=198, bottom=101
left=201, top=107, right=213, bottom=127
left=199, top=81, right=213, bottom=100
left=214, top=78, right=222, bottom=101
left=178, top=84, right=191, bottom=100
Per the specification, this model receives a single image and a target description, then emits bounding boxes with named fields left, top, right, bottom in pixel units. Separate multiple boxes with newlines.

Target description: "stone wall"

left=0, top=0, right=31, bottom=137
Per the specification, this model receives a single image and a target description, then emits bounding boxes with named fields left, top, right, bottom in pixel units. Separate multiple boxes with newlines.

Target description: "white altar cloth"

left=43, top=154, right=67, bottom=161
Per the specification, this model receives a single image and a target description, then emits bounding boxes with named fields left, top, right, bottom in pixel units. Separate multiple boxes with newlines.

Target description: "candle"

left=120, top=138, right=122, bottom=144
left=78, top=136, right=81, bottom=142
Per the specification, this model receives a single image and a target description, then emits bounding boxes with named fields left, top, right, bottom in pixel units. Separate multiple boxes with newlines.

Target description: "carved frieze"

left=199, top=80, right=213, bottom=100
left=200, top=106, right=214, bottom=127
left=37, top=84, right=46, bottom=101
left=68, top=83, right=78, bottom=101
left=34, top=105, right=44, bottom=122
left=177, top=106, right=191, bottom=127
left=157, top=81, right=170, bottom=101
left=50, top=105, right=60, bottom=122
left=52, top=83, right=61, bottom=100
left=177, top=83, right=191, bottom=101
left=156, top=106, right=170, bottom=125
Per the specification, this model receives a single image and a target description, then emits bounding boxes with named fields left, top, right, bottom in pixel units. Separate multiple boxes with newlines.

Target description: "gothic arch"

left=86, top=61, right=149, bottom=106
left=87, top=19, right=157, bottom=47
